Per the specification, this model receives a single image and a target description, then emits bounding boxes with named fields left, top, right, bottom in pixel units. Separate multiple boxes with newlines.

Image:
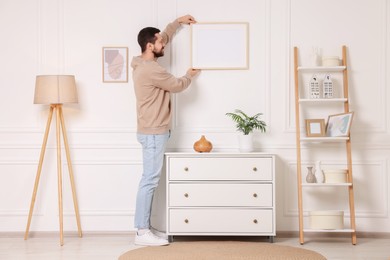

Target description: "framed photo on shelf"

left=102, top=47, right=128, bottom=83
left=326, top=112, right=354, bottom=137
left=305, top=119, right=326, bottom=137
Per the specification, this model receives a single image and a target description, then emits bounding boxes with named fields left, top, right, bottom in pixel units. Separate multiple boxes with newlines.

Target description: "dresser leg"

left=269, top=236, right=274, bottom=243
left=168, top=235, right=174, bottom=243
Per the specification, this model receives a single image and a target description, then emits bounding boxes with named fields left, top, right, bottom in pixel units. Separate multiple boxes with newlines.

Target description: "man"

left=131, top=15, right=200, bottom=246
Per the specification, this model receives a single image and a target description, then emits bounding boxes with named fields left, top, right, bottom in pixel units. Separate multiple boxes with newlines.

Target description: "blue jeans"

left=134, top=132, right=170, bottom=229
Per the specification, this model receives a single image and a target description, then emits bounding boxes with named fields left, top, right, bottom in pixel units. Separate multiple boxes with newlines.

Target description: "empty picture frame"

left=305, top=119, right=326, bottom=137
left=191, top=23, right=249, bottom=70
left=326, top=112, right=354, bottom=137
left=102, top=47, right=128, bottom=83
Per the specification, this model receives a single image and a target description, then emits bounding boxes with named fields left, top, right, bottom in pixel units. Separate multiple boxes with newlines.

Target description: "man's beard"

left=153, top=48, right=164, bottom=58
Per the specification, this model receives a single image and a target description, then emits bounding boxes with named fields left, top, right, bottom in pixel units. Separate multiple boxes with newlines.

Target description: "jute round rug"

left=118, top=241, right=326, bottom=260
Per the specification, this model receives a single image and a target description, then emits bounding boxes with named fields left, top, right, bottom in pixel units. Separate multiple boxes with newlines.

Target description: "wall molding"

left=1, top=142, right=390, bottom=150
left=286, top=0, right=389, bottom=134
left=70, top=160, right=142, bottom=165
left=64, top=209, right=135, bottom=217
left=283, top=159, right=388, bottom=218
left=0, top=210, right=43, bottom=217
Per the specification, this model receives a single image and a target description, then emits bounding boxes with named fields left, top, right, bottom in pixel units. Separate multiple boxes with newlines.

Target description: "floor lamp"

left=24, top=75, right=82, bottom=246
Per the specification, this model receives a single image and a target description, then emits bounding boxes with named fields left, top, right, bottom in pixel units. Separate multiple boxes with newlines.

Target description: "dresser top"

left=165, top=152, right=275, bottom=158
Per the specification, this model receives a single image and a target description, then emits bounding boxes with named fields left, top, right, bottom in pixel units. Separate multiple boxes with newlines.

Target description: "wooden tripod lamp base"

left=25, top=75, right=82, bottom=246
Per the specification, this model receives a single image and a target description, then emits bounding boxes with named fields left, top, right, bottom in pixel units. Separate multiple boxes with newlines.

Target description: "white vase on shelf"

left=315, top=161, right=325, bottom=183
left=309, top=47, right=321, bottom=66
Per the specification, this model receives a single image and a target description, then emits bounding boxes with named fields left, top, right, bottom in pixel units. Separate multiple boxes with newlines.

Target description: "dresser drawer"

left=169, top=208, right=273, bottom=233
left=169, top=183, right=272, bottom=207
left=168, top=157, right=272, bottom=181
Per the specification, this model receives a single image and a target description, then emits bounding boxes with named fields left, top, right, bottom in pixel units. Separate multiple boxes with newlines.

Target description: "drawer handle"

left=184, top=167, right=189, bottom=172
left=184, top=193, right=189, bottom=198
left=184, top=219, right=189, bottom=224
left=253, top=219, right=258, bottom=224
left=253, top=167, right=258, bottom=172
left=253, top=193, right=258, bottom=198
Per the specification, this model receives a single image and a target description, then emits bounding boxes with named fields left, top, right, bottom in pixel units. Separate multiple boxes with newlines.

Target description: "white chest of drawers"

left=152, top=152, right=276, bottom=242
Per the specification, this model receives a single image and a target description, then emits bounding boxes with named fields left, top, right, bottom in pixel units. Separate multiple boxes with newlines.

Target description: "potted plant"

left=226, top=109, right=267, bottom=152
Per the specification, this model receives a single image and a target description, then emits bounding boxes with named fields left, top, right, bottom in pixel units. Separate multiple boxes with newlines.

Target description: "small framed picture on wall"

left=305, top=119, right=326, bottom=137
left=102, top=47, right=128, bottom=83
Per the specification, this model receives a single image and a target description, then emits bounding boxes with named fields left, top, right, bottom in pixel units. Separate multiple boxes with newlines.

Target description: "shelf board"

left=300, top=137, right=349, bottom=142
left=299, top=98, right=348, bottom=103
left=297, top=66, right=346, bottom=72
left=303, top=229, right=355, bottom=233
left=302, top=183, right=352, bottom=187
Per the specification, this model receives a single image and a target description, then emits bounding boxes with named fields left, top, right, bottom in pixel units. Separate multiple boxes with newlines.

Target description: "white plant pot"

left=238, top=134, right=253, bottom=152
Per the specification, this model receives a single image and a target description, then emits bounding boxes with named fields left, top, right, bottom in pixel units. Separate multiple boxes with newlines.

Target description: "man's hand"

left=177, top=15, right=196, bottom=25
left=187, top=68, right=201, bottom=77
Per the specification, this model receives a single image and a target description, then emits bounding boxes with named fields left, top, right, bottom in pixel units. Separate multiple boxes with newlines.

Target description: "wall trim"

left=63, top=209, right=135, bottom=217
left=1, top=230, right=389, bottom=238
left=1, top=142, right=390, bottom=150
left=284, top=159, right=388, bottom=218
left=286, top=0, right=388, bottom=134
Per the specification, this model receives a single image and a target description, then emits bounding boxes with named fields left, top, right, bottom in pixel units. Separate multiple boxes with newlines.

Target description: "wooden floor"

left=1, top=232, right=389, bottom=260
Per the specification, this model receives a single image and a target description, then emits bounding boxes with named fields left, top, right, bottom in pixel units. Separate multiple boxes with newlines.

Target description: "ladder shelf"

left=293, top=45, right=357, bottom=245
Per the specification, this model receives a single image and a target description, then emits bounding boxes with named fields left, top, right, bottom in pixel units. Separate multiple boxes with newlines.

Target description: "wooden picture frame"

left=102, top=47, right=128, bottom=83
left=326, top=112, right=354, bottom=137
left=305, top=119, right=326, bottom=137
left=191, top=23, right=249, bottom=70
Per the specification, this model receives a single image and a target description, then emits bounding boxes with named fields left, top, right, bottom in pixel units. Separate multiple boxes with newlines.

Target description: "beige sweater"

left=131, top=20, right=193, bottom=134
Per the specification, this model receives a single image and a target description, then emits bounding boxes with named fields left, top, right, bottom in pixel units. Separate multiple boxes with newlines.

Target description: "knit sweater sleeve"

left=161, top=20, right=181, bottom=45
left=151, top=63, right=192, bottom=93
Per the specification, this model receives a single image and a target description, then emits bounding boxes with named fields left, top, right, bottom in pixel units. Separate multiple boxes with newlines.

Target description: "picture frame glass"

left=310, top=122, right=322, bottom=134
left=191, top=23, right=248, bottom=70
left=102, top=47, right=128, bottom=83
left=326, top=112, right=353, bottom=137
left=305, top=119, right=325, bottom=137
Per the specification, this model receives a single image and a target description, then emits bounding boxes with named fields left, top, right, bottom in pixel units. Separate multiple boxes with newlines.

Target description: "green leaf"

left=226, top=109, right=267, bottom=134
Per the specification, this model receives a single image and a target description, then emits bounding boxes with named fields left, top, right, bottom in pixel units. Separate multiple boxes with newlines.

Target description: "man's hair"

left=137, top=27, right=161, bottom=53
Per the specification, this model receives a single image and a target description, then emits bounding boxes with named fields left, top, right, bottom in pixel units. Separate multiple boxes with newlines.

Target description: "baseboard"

left=0, top=231, right=133, bottom=238
left=276, top=231, right=390, bottom=238
left=2, top=231, right=390, bottom=239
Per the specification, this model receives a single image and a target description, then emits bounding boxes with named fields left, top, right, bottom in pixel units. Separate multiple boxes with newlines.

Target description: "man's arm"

left=161, top=15, right=197, bottom=45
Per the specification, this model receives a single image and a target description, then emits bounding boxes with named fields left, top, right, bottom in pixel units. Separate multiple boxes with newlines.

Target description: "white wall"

left=0, top=0, right=389, bottom=233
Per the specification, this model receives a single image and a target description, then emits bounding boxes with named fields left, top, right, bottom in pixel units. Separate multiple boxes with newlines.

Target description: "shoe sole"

left=134, top=241, right=169, bottom=246
left=152, top=233, right=168, bottom=240
left=150, top=229, right=168, bottom=240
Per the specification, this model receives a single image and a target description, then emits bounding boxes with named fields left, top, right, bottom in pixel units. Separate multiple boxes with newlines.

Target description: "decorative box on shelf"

left=309, top=210, right=344, bottom=230
left=323, top=169, right=348, bottom=183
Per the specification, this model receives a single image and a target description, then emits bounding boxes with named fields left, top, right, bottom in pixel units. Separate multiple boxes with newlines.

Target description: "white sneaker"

left=151, top=227, right=168, bottom=240
left=135, top=230, right=169, bottom=246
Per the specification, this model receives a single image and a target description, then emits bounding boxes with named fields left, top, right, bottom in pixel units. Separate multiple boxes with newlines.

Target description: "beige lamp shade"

left=34, top=75, right=78, bottom=104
